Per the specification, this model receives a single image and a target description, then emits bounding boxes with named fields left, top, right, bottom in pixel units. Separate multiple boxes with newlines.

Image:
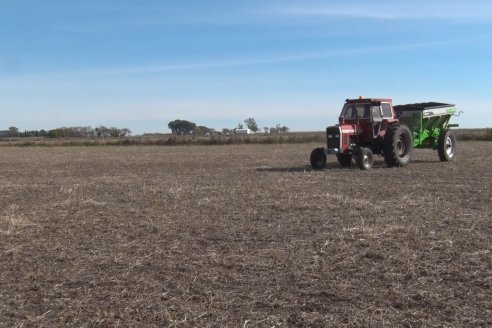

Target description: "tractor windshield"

left=340, top=104, right=371, bottom=119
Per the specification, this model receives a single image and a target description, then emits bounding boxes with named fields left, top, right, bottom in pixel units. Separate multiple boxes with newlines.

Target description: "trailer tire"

left=384, top=125, right=413, bottom=167
left=337, top=154, right=354, bottom=168
left=357, top=147, right=374, bottom=170
left=438, top=130, right=456, bottom=161
left=310, top=148, right=326, bottom=169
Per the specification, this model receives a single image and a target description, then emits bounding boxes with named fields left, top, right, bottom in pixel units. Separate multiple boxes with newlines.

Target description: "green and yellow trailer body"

left=394, top=102, right=458, bottom=149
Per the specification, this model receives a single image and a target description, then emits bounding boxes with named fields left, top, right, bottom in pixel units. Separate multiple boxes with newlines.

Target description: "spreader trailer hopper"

left=394, top=102, right=459, bottom=161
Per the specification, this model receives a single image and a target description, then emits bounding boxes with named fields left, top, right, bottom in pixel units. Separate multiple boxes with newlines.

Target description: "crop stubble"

left=0, top=142, right=491, bottom=327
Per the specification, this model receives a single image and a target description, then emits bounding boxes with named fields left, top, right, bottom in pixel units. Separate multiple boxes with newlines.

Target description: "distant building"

left=235, top=128, right=251, bottom=135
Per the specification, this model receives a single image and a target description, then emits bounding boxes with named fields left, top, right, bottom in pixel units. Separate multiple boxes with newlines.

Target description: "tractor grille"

left=326, top=127, right=341, bottom=149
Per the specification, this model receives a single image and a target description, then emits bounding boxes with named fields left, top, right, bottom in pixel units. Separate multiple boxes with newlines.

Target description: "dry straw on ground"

left=0, top=142, right=491, bottom=327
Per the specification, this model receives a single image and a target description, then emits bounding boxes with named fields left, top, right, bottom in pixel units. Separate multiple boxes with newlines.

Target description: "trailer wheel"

left=310, top=148, right=326, bottom=169
left=357, top=147, right=374, bottom=170
left=384, top=125, right=413, bottom=167
left=438, top=130, right=456, bottom=161
left=337, top=154, right=354, bottom=168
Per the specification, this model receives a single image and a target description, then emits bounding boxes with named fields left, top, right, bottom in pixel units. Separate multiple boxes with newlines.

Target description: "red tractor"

left=310, top=97, right=458, bottom=170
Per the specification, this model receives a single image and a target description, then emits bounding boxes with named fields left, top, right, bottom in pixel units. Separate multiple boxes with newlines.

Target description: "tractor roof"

left=345, top=97, right=392, bottom=105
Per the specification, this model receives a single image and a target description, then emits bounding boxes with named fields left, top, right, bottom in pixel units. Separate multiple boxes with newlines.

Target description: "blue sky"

left=1, top=0, right=491, bottom=134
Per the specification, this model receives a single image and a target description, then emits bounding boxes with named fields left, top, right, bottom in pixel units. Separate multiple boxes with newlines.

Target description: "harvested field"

left=0, top=142, right=491, bottom=327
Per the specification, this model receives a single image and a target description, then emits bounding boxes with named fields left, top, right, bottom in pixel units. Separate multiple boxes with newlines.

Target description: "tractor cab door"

left=372, top=106, right=383, bottom=137
left=356, top=105, right=373, bottom=140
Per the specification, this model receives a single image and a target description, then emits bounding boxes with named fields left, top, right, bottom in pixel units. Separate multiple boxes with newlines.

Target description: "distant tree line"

left=168, top=120, right=217, bottom=136
left=168, top=120, right=197, bottom=135
left=5, top=126, right=131, bottom=138
left=168, top=118, right=289, bottom=136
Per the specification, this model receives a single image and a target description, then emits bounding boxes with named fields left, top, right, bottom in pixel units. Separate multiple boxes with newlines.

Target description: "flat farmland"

left=1, top=142, right=491, bottom=327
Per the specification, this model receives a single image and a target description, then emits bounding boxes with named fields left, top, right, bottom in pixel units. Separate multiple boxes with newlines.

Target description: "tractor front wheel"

left=310, top=148, right=326, bottom=169
left=383, top=125, right=413, bottom=167
left=357, top=147, right=374, bottom=170
left=438, top=130, right=456, bottom=161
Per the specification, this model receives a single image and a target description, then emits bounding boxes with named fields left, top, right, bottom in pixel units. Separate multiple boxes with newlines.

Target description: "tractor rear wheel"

left=383, top=125, right=413, bottom=167
left=438, top=130, right=456, bottom=161
left=357, top=147, right=374, bottom=170
left=337, top=154, right=354, bottom=168
left=310, top=147, right=326, bottom=169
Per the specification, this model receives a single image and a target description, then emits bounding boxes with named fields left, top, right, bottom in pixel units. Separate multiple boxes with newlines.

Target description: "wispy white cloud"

left=71, top=36, right=487, bottom=76
left=1, top=33, right=487, bottom=82
left=275, top=1, right=492, bottom=21
left=49, top=1, right=492, bottom=34
left=0, top=35, right=485, bottom=79
left=277, top=6, right=397, bottom=20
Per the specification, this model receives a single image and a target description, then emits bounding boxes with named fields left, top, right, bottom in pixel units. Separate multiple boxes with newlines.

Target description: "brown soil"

left=1, top=142, right=491, bottom=327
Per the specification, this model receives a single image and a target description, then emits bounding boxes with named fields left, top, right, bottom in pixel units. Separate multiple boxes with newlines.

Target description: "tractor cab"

left=339, top=98, right=395, bottom=139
